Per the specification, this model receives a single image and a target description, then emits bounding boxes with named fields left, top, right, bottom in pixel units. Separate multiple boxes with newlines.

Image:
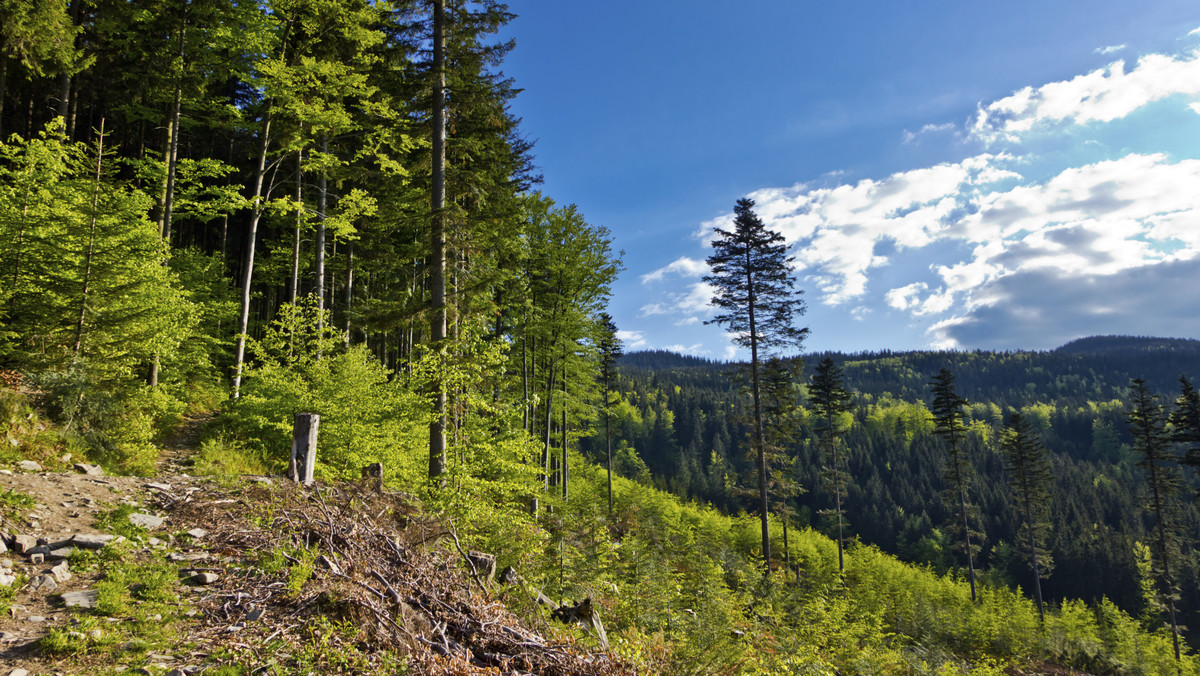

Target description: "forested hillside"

left=1, top=1, right=1198, bottom=673
left=588, top=338, right=1200, bottom=652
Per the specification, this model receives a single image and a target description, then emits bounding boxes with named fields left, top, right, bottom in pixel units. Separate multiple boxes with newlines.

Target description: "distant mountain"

left=1054, top=335, right=1200, bottom=356
left=618, top=350, right=724, bottom=371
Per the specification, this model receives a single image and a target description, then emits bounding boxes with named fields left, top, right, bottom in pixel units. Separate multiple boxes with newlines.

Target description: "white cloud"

left=1190, top=26, right=1200, bottom=37
left=901, top=122, right=956, bottom=144
left=674, top=316, right=701, bottom=326
left=1189, top=102, right=1200, bottom=115
left=664, top=343, right=705, bottom=355
left=723, top=345, right=738, bottom=360
left=641, top=256, right=707, bottom=283
left=972, top=48, right=1200, bottom=142
left=1095, top=44, right=1126, bottom=55
left=616, top=330, right=648, bottom=350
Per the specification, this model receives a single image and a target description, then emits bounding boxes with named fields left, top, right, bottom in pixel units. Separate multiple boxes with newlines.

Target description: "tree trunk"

left=315, top=134, right=328, bottom=344
left=746, top=255, right=770, bottom=567
left=605, top=377, right=613, bottom=516
left=428, top=0, right=448, bottom=481
left=561, top=361, right=569, bottom=501
left=231, top=107, right=273, bottom=399
left=0, top=56, right=7, bottom=139
left=73, top=119, right=106, bottom=357
left=343, top=241, right=353, bottom=348
left=290, top=150, right=302, bottom=305
left=542, top=361, right=555, bottom=492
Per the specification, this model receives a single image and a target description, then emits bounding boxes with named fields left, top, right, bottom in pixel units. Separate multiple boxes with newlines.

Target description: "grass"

left=93, top=504, right=151, bottom=541
left=0, top=486, right=36, bottom=524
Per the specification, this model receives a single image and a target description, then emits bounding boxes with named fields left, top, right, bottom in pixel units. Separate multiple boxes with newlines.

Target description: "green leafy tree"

left=999, top=412, right=1055, bottom=622
left=1171, top=376, right=1200, bottom=489
left=928, top=367, right=981, bottom=602
left=704, top=197, right=807, bottom=567
left=1126, top=378, right=1183, bottom=662
left=810, top=356, right=852, bottom=573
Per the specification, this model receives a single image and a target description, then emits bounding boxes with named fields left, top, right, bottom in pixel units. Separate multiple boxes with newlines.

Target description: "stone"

left=246, top=608, right=265, bottom=621
left=29, top=552, right=44, bottom=565
left=128, top=513, right=164, bottom=529
left=0, top=631, right=18, bottom=641
left=73, top=463, right=104, bottom=477
left=8, top=668, right=31, bottom=676
left=17, top=460, right=42, bottom=472
left=0, top=572, right=14, bottom=587
left=61, top=590, right=100, bottom=608
left=88, top=629, right=102, bottom=639
left=145, top=482, right=172, bottom=492
left=51, top=561, right=71, bottom=582
left=186, top=528, right=207, bottom=539
left=186, top=572, right=218, bottom=585
left=12, top=534, right=38, bottom=554
left=26, top=615, right=47, bottom=622
left=46, top=547, right=74, bottom=561
left=29, top=574, right=57, bottom=592
left=71, top=533, right=116, bottom=549
left=168, top=551, right=208, bottom=563
left=0, top=469, right=10, bottom=475
left=0, top=539, right=7, bottom=555
left=730, top=629, right=745, bottom=639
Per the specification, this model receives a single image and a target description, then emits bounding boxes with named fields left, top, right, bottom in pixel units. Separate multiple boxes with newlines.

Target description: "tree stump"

left=289, top=413, right=319, bottom=485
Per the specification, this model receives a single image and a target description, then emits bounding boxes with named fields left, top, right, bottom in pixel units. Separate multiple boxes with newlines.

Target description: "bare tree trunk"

left=231, top=108, right=273, bottom=399
left=427, top=0, right=448, bottom=482
left=289, top=150, right=302, bottom=305
left=73, top=119, right=106, bottom=357
left=343, top=242, right=353, bottom=348
left=315, top=135, right=328, bottom=349
left=561, top=360, right=569, bottom=501
left=0, top=57, right=8, bottom=139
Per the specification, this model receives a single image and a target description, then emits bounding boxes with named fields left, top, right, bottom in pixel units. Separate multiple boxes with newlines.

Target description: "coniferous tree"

left=1127, top=378, right=1183, bottom=662
left=810, top=356, right=852, bottom=573
left=597, top=311, right=621, bottom=516
left=999, top=412, right=1054, bottom=622
left=929, top=367, right=981, bottom=602
left=1172, top=376, right=1200, bottom=488
left=704, top=197, right=806, bottom=567
left=760, top=355, right=803, bottom=577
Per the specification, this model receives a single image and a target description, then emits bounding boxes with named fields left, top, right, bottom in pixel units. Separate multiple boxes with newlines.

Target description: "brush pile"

left=163, top=480, right=633, bottom=675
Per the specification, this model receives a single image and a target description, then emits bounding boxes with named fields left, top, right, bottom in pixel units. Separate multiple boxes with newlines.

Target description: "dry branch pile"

left=162, top=480, right=634, bottom=675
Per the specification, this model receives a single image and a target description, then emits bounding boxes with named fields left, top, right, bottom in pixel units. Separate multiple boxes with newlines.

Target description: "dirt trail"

left=156, top=412, right=214, bottom=476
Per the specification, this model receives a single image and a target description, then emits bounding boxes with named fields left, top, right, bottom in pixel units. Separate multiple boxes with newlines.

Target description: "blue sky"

left=501, top=1, right=1200, bottom=358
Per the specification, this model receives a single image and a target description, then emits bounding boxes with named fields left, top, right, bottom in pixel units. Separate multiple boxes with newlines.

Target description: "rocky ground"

left=0, top=419, right=629, bottom=676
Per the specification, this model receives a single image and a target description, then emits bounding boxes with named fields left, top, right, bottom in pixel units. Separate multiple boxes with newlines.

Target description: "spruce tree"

left=1127, top=378, right=1183, bottom=662
left=809, top=356, right=852, bottom=573
left=597, top=311, right=622, bottom=516
left=704, top=197, right=806, bottom=567
left=998, top=412, right=1054, bottom=622
left=928, top=367, right=981, bottom=602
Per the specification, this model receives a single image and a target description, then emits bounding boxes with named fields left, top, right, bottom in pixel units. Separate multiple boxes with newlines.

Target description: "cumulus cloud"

left=641, top=256, right=707, bottom=283
left=616, top=330, right=648, bottom=350
left=1095, top=44, right=1126, bottom=55
left=971, top=48, right=1200, bottom=142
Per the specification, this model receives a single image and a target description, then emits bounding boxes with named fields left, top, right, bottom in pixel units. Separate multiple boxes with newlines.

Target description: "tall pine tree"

left=999, top=412, right=1054, bottom=622
left=928, top=367, right=981, bottom=602
left=704, top=197, right=806, bottom=567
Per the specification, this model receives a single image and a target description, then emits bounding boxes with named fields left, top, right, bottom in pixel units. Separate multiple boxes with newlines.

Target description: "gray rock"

left=16, top=460, right=42, bottom=472
left=246, top=607, right=265, bottom=621
left=168, top=551, right=208, bottom=562
left=144, top=482, right=172, bottom=492
left=0, top=571, right=14, bottom=587
left=28, top=552, right=43, bottom=565
left=186, top=572, right=218, bottom=585
left=71, top=533, right=116, bottom=549
left=26, top=615, right=47, bottom=622
left=46, top=547, right=74, bottom=561
left=186, top=528, right=208, bottom=539
left=61, top=590, right=99, bottom=608
left=51, top=561, right=71, bottom=582
left=29, top=574, right=57, bottom=592
left=0, top=469, right=10, bottom=475
left=0, top=538, right=7, bottom=554
left=128, top=513, right=164, bottom=529
left=0, top=630, right=19, bottom=641
left=11, top=534, right=38, bottom=554
left=8, top=668, right=31, bottom=676
left=73, top=463, right=104, bottom=476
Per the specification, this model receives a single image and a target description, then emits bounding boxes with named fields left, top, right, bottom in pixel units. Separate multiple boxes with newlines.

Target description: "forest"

left=1, top=1, right=1198, bottom=674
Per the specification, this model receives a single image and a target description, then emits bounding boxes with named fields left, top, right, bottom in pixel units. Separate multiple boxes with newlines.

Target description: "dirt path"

left=155, top=412, right=214, bottom=475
